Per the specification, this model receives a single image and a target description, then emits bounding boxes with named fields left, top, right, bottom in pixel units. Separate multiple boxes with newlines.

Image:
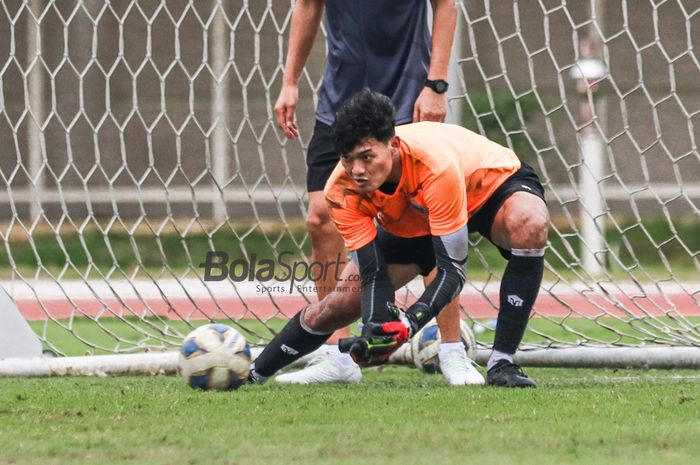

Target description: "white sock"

left=327, top=344, right=356, bottom=366
left=439, top=342, right=465, bottom=357
left=487, top=350, right=513, bottom=371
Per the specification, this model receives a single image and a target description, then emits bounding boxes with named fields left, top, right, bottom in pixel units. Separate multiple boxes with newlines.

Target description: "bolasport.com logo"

left=198, top=251, right=361, bottom=294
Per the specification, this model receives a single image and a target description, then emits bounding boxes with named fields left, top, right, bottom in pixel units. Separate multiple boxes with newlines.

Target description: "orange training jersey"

left=324, top=122, right=521, bottom=251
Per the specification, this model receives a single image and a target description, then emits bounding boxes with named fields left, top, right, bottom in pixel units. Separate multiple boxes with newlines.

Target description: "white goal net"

left=1, top=0, right=698, bottom=372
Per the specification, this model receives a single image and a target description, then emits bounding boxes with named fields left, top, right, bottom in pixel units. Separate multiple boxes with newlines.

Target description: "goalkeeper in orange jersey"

left=250, top=89, right=549, bottom=387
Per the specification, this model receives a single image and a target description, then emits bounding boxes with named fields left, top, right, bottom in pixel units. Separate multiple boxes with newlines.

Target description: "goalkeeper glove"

left=388, top=302, right=419, bottom=337
left=338, top=303, right=418, bottom=367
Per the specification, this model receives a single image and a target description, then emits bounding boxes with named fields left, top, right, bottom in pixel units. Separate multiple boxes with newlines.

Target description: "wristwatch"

left=424, top=79, right=449, bottom=94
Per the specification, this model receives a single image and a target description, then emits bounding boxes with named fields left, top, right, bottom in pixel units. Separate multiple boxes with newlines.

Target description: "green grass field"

left=9, top=313, right=700, bottom=465
left=4, top=217, right=698, bottom=463
left=1, top=367, right=699, bottom=465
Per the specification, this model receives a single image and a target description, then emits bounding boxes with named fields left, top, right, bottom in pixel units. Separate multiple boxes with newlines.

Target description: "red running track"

left=16, top=291, right=700, bottom=321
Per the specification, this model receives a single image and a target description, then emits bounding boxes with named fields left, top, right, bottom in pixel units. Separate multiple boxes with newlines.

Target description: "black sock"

left=252, top=309, right=331, bottom=377
left=493, top=250, right=544, bottom=354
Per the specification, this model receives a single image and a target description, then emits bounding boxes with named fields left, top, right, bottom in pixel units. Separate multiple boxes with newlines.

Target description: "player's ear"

left=390, top=135, right=400, bottom=150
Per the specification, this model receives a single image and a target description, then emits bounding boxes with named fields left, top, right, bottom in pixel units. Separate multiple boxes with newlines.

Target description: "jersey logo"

left=408, top=200, right=428, bottom=215
left=520, top=184, right=533, bottom=192
left=507, top=295, right=524, bottom=307
left=280, top=344, right=299, bottom=355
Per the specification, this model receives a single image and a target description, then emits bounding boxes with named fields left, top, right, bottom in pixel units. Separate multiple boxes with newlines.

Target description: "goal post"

left=1, top=0, right=699, bottom=376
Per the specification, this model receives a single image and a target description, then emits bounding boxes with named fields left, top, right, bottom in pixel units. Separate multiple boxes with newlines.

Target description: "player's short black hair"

left=332, top=88, right=396, bottom=155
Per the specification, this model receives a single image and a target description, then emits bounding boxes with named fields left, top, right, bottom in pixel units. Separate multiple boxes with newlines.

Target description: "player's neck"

left=377, top=145, right=403, bottom=195
left=378, top=181, right=398, bottom=195
left=386, top=147, right=403, bottom=185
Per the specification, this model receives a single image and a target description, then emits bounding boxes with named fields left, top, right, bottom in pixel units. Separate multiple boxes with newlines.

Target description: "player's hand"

left=338, top=305, right=416, bottom=367
left=412, top=87, right=447, bottom=123
left=338, top=336, right=373, bottom=365
left=338, top=322, right=408, bottom=366
left=274, top=84, right=299, bottom=139
left=386, top=302, right=419, bottom=337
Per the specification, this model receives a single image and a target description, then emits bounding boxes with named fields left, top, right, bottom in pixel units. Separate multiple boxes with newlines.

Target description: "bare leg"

left=490, top=192, right=549, bottom=251
left=252, top=260, right=421, bottom=380
left=304, top=261, right=422, bottom=333
left=306, top=191, right=350, bottom=343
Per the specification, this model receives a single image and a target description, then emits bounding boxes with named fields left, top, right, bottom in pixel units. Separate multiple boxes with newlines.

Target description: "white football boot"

left=274, top=348, right=362, bottom=384
left=438, top=346, right=485, bottom=385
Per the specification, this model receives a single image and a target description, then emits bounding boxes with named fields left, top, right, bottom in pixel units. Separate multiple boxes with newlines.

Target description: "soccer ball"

left=410, top=318, right=477, bottom=374
left=178, top=323, right=252, bottom=390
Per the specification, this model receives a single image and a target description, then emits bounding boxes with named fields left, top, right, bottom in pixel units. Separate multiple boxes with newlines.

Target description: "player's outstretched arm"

left=339, top=311, right=410, bottom=367
left=405, top=227, right=468, bottom=329
left=404, top=157, right=469, bottom=328
left=352, top=239, right=396, bottom=325
left=342, top=228, right=468, bottom=367
left=337, top=239, right=407, bottom=366
left=274, top=0, right=324, bottom=139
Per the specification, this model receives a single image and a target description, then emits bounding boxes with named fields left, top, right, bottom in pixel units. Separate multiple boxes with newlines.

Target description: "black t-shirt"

left=317, top=0, right=431, bottom=125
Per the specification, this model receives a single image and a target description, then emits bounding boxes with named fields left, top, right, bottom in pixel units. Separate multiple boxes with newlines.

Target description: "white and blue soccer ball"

left=410, top=318, right=478, bottom=374
left=178, top=323, right=252, bottom=390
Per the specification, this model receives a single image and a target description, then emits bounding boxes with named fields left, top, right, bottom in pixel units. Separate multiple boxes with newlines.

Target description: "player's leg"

left=487, top=189, right=549, bottom=387
left=306, top=191, right=347, bottom=313
left=277, top=122, right=356, bottom=383
left=427, top=270, right=485, bottom=385
left=249, top=261, right=357, bottom=384
left=250, top=259, right=421, bottom=384
left=276, top=191, right=357, bottom=381
left=306, top=192, right=349, bottom=335
left=305, top=121, right=347, bottom=308
left=277, top=121, right=352, bottom=384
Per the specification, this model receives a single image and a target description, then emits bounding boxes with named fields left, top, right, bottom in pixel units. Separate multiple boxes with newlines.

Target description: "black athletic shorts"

left=375, top=163, right=546, bottom=269
left=376, top=227, right=435, bottom=277
left=466, top=163, right=545, bottom=258
left=306, top=121, right=338, bottom=192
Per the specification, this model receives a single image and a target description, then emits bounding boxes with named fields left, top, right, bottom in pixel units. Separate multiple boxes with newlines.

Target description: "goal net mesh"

left=0, top=0, right=698, bottom=359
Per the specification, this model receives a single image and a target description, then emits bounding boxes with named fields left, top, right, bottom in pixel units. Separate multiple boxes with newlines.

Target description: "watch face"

left=434, top=80, right=448, bottom=93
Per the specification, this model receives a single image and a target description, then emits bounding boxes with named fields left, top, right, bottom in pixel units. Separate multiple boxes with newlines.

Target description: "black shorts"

left=376, top=163, right=546, bottom=267
left=376, top=227, right=436, bottom=277
left=306, top=121, right=338, bottom=192
left=467, top=163, right=545, bottom=258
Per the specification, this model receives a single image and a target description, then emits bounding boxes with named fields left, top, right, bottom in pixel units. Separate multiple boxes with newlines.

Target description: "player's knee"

left=306, top=206, right=334, bottom=240
left=301, top=304, right=335, bottom=334
left=304, top=293, right=358, bottom=333
left=506, top=209, right=549, bottom=249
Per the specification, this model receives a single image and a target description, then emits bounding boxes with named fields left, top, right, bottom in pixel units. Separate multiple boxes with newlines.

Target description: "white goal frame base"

left=0, top=287, right=42, bottom=359
left=2, top=346, right=700, bottom=377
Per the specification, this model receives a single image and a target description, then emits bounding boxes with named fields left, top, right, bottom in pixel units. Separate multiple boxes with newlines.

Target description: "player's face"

left=340, top=137, right=398, bottom=193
